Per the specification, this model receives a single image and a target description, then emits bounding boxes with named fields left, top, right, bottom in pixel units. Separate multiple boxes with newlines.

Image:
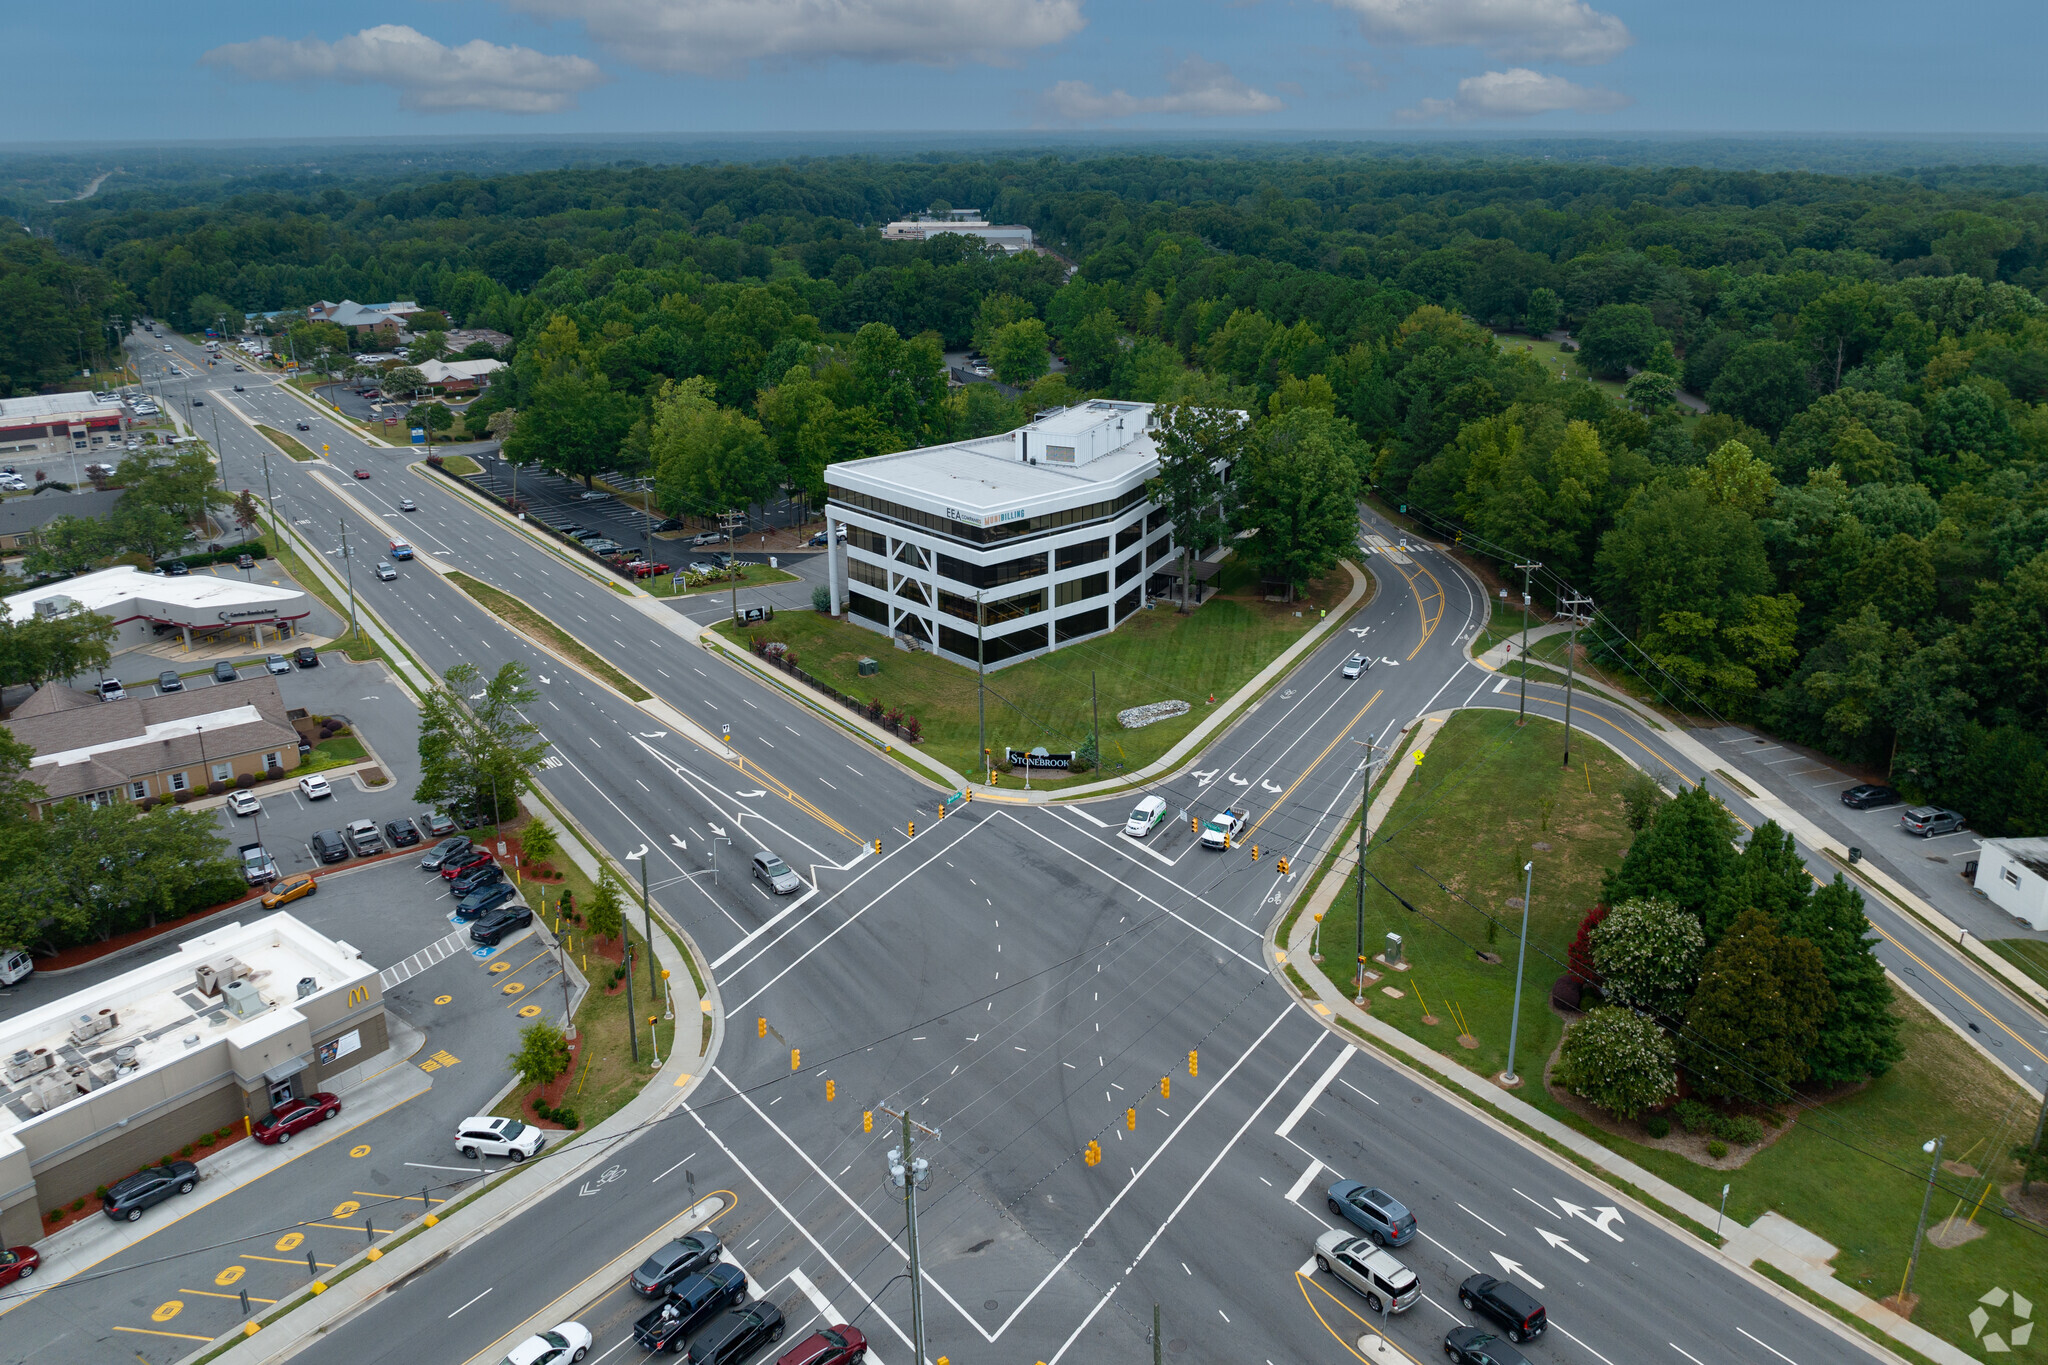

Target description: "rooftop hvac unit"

left=31, top=595, right=75, bottom=618
left=68, top=1009, right=117, bottom=1044
left=195, top=956, right=251, bottom=998
left=219, top=979, right=266, bottom=1020
left=5, top=1048, right=53, bottom=1083
left=297, top=977, right=319, bottom=1000
left=23, top=1072, right=72, bottom=1114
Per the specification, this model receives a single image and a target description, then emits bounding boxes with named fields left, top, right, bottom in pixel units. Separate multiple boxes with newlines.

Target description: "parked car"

left=252, top=1092, right=341, bottom=1145
left=569, top=528, right=604, bottom=542
left=691, top=529, right=726, bottom=546
left=653, top=517, right=683, bottom=532
left=499, top=1322, right=591, bottom=1365
left=421, top=836, right=473, bottom=870
left=632, top=1264, right=748, bottom=1353
left=1840, top=784, right=1901, bottom=809
left=345, top=819, right=384, bottom=856
left=450, top=862, right=507, bottom=897
left=310, top=829, right=350, bottom=863
left=102, top=1162, right=200, bottom=1221
left=1326, top=1180, right=1417, bottom=1246
left=294, top=646, right=320, bottom=668
left=96, top=677, right=126, bottom=702
left=683, top=1302, right=785, bottom=1363
left=167, top=560, right=189, bottom=576
left=1124, top=794, right=1167, bottom=838
left=1444, top=1326, right=1529, bottom=1365
left=213, top=660, right=238, bottom=683
left=442, top=847, right=494, bottom=880
left=383, top=817, right=421, bottom=848
left=299, top=774, right=333, bottom=800
left=1314, top=1228, right=1420, bottom=1314
left=687, top=560, right=718, bottom=575
left=0, top=1245, right=40, bottom=1288
left=455, top=1115, right=545, bottom=1161
left=752, top=851, right=803, bottom=895
left=469, top=903, right=534, bottom=945
left=375, top=560, right=397, bottom=581
left=421, top=811, right=458, bottom=838
left=578, top=490, right=612, bottom=502
left=455, top=882, right=519, bottom=920
left=227, top=789, right=262, bottom=816
left=240, top=842, right=278, bottom=884
left=1901, top=806, right=1966, bottom=837
left=773, top=1323, right=867, bottom=1365
left=1342, top=652, right=1371, bottom=679
left=586, top=540, right=625, bottom=555
left=1458, top=1273, right=1547, bottom=1344
left=630, top=1230, right=723, bottom=1297
left=261, top=872, right=317, bottom=908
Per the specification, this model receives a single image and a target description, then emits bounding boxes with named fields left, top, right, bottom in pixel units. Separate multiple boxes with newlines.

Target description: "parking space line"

left=241, top=1254, right=338, bottom=1267
left=180, top=1288, right=279, bottom=1304
left=112, top=1325, right=214, bottom=1341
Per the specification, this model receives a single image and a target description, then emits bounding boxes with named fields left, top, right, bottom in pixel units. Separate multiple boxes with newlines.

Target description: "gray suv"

left=1900, top=806, right=1965, bottom=837
left=1327, top=1179, right=1418, bottom=1246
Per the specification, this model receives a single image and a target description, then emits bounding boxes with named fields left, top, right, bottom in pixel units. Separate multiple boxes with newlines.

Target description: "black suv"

left=1459, top=1273, right=1546, bottom=1343
left=450, top=862, right=507, bottom=897
left=103, top=1161, right=200, bottom=1221
left=1445, top=1326, right=1528, bottom=1365
left=631, top=1231, right=722, bottom=1297
left=383, top=818, right=422, bottom=848
left=310, top=829, right=350, bottom=863
left=632, top=1264, right=747, bottom=1352
left=1840, top=784, right=1901, bottom=809
left=469, top=904, right=534, bottom=946
left=682, top=1302, right=784, bottom=1364
left=294, top=646, right=320, bottom=668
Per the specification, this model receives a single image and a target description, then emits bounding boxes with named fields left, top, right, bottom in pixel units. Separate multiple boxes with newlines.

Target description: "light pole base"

left=1496, top=1072, right=1524, bottom=1089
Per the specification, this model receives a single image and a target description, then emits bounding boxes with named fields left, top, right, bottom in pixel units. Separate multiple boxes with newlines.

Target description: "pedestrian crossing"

left=379, top=930, right=469, bottom=989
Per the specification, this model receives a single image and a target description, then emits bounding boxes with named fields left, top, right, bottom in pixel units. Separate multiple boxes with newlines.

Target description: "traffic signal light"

left=873, top=838, right=882, bottom=854
left=826, top=1079, right=836, bottom=1102
left=1126, top=1107, right=1137, bottom=1131
left=1251, top=844, right=1259, bottom=861
left=1277, top=856, right=1289, bottom=874
left=1160, top=1075, right=1170, bottom=1100
left=908, top=821, right=915, bottom=838
left=790, top=1048, right=801, bottom=1070
left=757, top=1016, right=766, bottom=1038
left=1083, top=1140, right=1101, bottom=1167
left=863, top=1110, right=874, bottom=1133
left=1191, top=815, right=1200, bottom=834
left=1188, top=1050, right=1198, bottom=1076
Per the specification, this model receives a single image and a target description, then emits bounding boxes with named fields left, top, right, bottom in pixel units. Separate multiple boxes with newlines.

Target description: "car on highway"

left=633, top=1263, right=749, bottom=1353
left=265, top=653, right=290, bottom=675
left=399, top=497, right=417, bottom=511
left=299, top=773, right=333, bottom=800
left=455, top=882, right=518, bottom=920
left=441, top=846, right=493, bottom=880
left=1313, top=1228, right=1419, bottom=1314
left=455, top=1115, right=546, bottom=1162
left=233, top=384, right=245, bottom=391
left=384, top=817, right=421, bottom=848
left=421, top=836, right=472, bottom=870
left=252, top=1092, right=341, bottom=1145
left=213, top=660, right=238, bottom=682
left=751, top=851, right=803, bottom=894
left=353, top=469, right=371, bottom=479
left=1124, top=794, right=1167, bottom=838
left=630, top=1230, right=723, bottom=1297
left=773, top=1323, right=867, bottom=1365
left=191, top=397, right=204, bottom=406
left=227, top=789, right=262, bottom=816
left=1444, top=1326, right=1528, bottom=1365
left=450, top=861, right=507, bottom=897
left=684, top=1302, right=786, bottom=1363
left=1458, top=1272, right=1546, bottom=1343
left=296, top=420, right=311, bottom=431
left=260, top=872, right=317, bottom=908
left=310, top=829, right=351, bottom=864
left=345, top=819, right=384, bottom=856
left=0, top=1245, right=39, bottom=1288
left=497, top=1321, right=590, bottom=1365
left=1327, top=1180, right=1417, bottom=1246
left=469, top=903, right=534, bottom=945
left=1840, top=784, right=1901, bottom=809
left=421, top=811, right=458, bottom=838
left=389, top=539, right=414, bottom=559
left=375, top=560, right=397, bottom=581
left=1342, top=652, right=1370, bottom=679
left=102, top=1161, right=199, bottom=1222
left=1901, top=806, right=1966, bottom=836
left=295, top=645, right=320, bottom=668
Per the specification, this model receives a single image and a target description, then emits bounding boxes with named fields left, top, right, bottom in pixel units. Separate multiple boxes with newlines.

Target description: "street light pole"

left=337, top=518, right=359, bottom=642
left=628, top=845, right=657, bottom=1005
left=1900, top=1136, right=1944, bottom=1306
left=1502, top=860, right=1535, bottom=1086
left=1560, top=593, right=1591, bottom=766
left=1351, top=738, right=1385, bottom=1005
left=882, top=1106, right=936, bottom=1365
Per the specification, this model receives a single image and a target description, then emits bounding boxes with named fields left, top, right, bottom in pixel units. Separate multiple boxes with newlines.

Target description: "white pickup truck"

left=1201, top=807, right=1249, bottom=850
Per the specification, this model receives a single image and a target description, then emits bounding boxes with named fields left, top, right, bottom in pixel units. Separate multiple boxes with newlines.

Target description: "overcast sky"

left=7, top=0, right=2039, bottom=143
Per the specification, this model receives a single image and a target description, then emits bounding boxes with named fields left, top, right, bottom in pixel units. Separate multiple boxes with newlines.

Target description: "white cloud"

left=1042, top=58, right=1283, bottom=121
left=1396, top=67, right=1631, bottom=121
left=1324, top=0, right=1631, bottom=64
left=500, top=0, right=1085, bottom=75
left=202, top=24, right=606, bottom=113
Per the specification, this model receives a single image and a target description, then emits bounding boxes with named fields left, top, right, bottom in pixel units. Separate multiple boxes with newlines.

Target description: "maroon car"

left=441, top=847, right=494, bottom=880
left=0, top=1245, right=38, bottom=1287
left=777, top=1324, right=867, bottom=1365
left=252, top=1092, right=341, bottom=1145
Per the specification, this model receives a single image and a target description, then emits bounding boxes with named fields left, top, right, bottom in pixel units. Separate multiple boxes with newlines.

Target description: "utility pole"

left=1513, top=561, right=1542, bottom=724
left=1351, top=737, right=1387, bottom=1004
left=623, top=938, right=639, bottom=1064
left=721, top=507, right=745, bottom=623
left=337, top=518, right=359, bottom=641
left=1152, top=1304, right=1163, bottom=1365
left=1502, top=860, right=1535, bottom=1085
left=880, top=1106, right=937, bottom=1365
left=1559, top=593, right=1592, bottom=767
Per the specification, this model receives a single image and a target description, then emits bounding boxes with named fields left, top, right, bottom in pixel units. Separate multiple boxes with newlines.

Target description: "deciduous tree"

left=1148, top=403, right=1243, bottom=612
left=1555, top=1007, right=1677, bottom=1121
left=1590, top=897, right=1705, bottom=1019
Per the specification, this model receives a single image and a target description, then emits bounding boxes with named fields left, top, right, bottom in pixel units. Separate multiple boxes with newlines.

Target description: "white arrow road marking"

left=537, top=674, right=551, bottom=684
left=640, top=731, right=668, bottom=738
left=735, top=789, right=768, bottom=798
left=1491, top=1253, right=1543, bottom=1290
left=1536, top=1228, right=1589, bottom=1263
left=1227, top=773, right=1250, bottom=786
left=670, top=835, right=689, bottom=851
left=1259, top=780, right=1284, bottom=794
left=1348, top=626, right=1372, bottom=637
left=1378, top=657, right=1399, bottom=666
left=708, top=823, right=728, bottom=839
left=1555, top=1199, right=1625, bottom=1241
left=1190, top=769, right=1219, bottom=787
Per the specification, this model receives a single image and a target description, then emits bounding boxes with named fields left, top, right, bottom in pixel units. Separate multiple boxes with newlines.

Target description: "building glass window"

left=169, top=772, right=189, bottom=792
left=830, top=482, right=1148, bottom=547
left=1055, top=606, right=1110, bottom=642
left=1115, top=587, right=1142, bottom=619
left=1116, top=553, right=1144, bottom=585
left=1056, top=538, right=1109, bottom=571
left=846, top=590, right=889, bottom=624
left=847, top=557, right=889, bottom=590
left=934, top=550, right=1047, bottom=591
left=1055, top=572, right=1109, bottom=607
left=264, top=752, right=283, bottom=773
left=211, top=762, right=233, bottom=784
left=1116, top=521, right=1143, bottom=552
left=129, top=781, right=149, bottom=800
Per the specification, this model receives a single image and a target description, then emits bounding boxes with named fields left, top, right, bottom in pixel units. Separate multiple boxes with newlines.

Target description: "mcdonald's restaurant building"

left=0, top=915, right=384, bottom=1246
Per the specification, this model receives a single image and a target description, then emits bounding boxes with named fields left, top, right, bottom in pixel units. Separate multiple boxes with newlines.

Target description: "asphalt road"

left=93, top=331, right=1976, bottom=1365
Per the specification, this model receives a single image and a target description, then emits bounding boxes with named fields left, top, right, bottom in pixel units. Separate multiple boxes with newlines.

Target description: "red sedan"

left=0, top=1245, right=38, bottom=1287
left=353, top=469, right=371, bottom=479
left=776, top=1324, right=866, bottom=1365
left=252, top=1092, right=342, bottom=1145
left=441, top=847, right=494, bottom=880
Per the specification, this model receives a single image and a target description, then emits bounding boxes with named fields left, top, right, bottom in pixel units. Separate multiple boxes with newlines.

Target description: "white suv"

left=456, top=1116, right=546, bottom=1162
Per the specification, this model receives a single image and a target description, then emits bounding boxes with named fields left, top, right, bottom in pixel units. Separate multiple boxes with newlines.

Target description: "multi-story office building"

left=823, top=401, right=1228, bottom=668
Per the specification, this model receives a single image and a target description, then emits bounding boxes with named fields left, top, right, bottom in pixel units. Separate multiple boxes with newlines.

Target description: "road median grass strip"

left=445, top=571, right=652, bottom=701
left=253, top=424, right=318, bottom=463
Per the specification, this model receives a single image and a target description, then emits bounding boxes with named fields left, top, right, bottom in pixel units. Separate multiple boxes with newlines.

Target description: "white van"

left=1124, top=795, right=1168, bottom=839
left=0, top=949, right=31, bottom=987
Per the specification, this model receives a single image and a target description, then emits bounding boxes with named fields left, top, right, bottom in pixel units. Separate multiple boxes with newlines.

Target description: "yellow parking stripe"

left=112, top=1326, right=214, bottom=1341
left=179, top=1288, right=279, bottom=1304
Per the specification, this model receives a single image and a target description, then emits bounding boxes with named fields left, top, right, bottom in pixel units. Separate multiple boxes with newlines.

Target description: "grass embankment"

left=256, top=514, right=381, bottom=663
left=1983, top=937, right=2048, bottom=993
left=712, top=555, right=1347, bottom=788
left=651, top=563, right=801, bottom=599
left=445, top=571, right=652, bottom=702
left=1311, top=707, right=2045, bottom=1357
left=434, top=454, right=482, bottom=476
left=254, top=424, right=319, bottom=462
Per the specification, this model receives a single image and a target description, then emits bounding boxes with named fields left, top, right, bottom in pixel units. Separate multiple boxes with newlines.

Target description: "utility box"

left=858, top=657, right=879, bottom=677
left=1384, top=932, right=1404, bottom=965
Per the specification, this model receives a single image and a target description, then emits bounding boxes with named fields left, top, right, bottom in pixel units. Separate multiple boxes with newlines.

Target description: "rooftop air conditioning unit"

left=32, top=596, right=74, bottom=618
left=297, top=977, right=318, bottom=1000
left=219, top=980, right=266, bottom=1020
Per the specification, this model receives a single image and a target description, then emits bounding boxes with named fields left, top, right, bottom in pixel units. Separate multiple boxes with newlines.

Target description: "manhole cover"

left=1169, top=1339, right=1189, bottom=1354
left=984, top=1300, right=999, bottom=1310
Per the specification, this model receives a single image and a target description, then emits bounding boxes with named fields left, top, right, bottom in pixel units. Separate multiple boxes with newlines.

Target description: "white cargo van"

left=0, top=949, right=31, bottom=987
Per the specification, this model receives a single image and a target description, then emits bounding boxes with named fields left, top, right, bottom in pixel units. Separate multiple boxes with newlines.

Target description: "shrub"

left=901, top=713, right=921, bottom=740
left=553, top=1106, right=580, bottom=1130
left=135, top=797, right=159, bottom=812
left=427, top=453, right=444, bottom=467
left=1643, top=1113, right=1672, bottom=1139
left=1550, top=974, right=1582, bottom=1011
left=45, top=1210, right=60, bottom=1224
left=206, top=780, right=228, bottom=796
left=215, top=1127, right=233, bottom=1142
left=811, top=584, right=831, bottom=612
left=1674, top=1098, right=1716, bottom=1133
left=95, top=1185, right=109, bottom=1198
left=1590, top=897, right=1705, bottom=1019
left=883, top=706, right=903, bottom=728
left=236, top=772, right=257, bottom=789
left=179, top=1144, right=194, bottom=1158
left=784, top=651, right=799, bottom=672
left=70, top=1196, right=85, bottom=1212
left=1711, top=1113, right=1766, bottom=1146
left=867, top=697, right=883, bottom=720
left=1567, top=904, right=1608, bottom=984
left=174, top=789, right=196, bottom=804
left=1707, top=1139, right=1729, bottom=1159
left=1553, top=1007, right=1678, bottom=1120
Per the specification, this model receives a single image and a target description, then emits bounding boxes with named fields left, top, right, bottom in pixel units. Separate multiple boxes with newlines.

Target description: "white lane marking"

left=1737, top=1328, right=1799, bottom=1365
left=787, top=1269, right=881, bottom=1365
left=709, top=888, right=818, bottom=970
left=1276, top=1043, right=1352, bottom=1138
left=1459, top=1203, right=1506, bottom=1236
left=1284, top=1159, right=1324, bottom=1203
left=449, top=1288, right=492, bottom=1317
left=1067, top=806, right=1110, bottom=828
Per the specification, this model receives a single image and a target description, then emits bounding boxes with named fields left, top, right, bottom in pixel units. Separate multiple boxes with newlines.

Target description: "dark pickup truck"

left=631, top=1264, right=748, bottom=1354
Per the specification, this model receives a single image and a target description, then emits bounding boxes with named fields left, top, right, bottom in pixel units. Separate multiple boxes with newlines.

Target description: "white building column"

left=826, top=511, right=843, bottom=617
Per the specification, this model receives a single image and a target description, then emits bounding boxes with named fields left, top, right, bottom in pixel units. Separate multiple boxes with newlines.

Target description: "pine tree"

left=1681, top=909, right=1833, bottom=1105
left=1602, top=783, right=1739, bottom=919
left=1704, top=820, right=1810, bottom=941
left=1780, top=875, right=1903, bottom=1085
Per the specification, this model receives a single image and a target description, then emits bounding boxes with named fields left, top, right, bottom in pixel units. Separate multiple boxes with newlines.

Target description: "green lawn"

left=1473, top=597, right=1543, bottom=656
left=1308, top=707, right=2047, bottom=1357
left=296, top=734, right=366, bottom=775
left=650, top=563, right=801, bottom=599
left=1984, top=937, right=2048, bottom=993
left=712, top=555, right=1349, bottom=787
left=434, top=454, right=482, bottom=476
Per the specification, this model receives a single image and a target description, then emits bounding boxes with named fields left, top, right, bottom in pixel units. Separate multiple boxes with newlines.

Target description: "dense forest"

left=13, top=151, right=2048, bottom=834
